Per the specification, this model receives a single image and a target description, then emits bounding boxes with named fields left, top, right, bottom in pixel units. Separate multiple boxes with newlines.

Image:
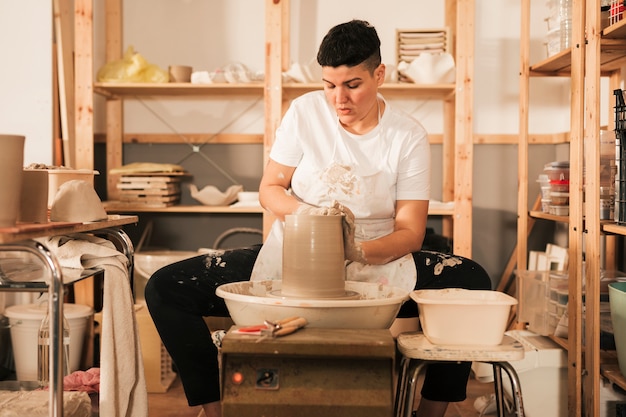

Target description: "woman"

left=146, top=19, right=491, bottom=417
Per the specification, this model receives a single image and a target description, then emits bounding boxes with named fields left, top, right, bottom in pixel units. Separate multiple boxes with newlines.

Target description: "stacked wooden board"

left=116, top=173, right=185, bottom=207
left=396, top=28, right=449, bottom=82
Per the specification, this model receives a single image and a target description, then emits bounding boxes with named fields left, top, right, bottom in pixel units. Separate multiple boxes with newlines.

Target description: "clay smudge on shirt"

left=377, top=276, right=390, bottom=285
left=321, top=164, right=358, bottom=196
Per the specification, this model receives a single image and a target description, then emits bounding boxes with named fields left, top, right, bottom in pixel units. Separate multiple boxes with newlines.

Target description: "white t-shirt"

left=250, top=91, right=431, bottom=291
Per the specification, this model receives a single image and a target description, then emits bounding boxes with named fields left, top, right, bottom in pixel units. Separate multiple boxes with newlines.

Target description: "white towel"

left=38, top=234, right=148, bottom=417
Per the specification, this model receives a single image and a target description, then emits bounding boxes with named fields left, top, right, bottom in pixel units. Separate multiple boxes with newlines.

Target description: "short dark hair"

left=316, top=20, right=382, bottom=73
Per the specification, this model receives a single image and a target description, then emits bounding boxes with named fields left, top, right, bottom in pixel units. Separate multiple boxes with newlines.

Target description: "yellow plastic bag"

left=97, top=46, right=169, bottom=83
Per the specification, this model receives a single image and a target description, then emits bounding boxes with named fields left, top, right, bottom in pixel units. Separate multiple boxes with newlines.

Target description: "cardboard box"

left=22, top=168, right=99, bottom=210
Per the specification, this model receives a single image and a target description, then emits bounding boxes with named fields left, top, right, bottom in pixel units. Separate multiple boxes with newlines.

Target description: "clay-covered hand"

left=331, top=201, right=366, bottom=264
left=293, top=202, right=342, bottom=216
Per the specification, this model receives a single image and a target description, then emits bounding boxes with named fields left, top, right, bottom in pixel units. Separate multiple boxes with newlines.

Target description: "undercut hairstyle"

left=316, top=19, right=382, bottom=74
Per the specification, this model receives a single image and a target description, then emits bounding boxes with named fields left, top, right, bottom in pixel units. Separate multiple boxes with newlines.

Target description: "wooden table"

left=0, top=215, right=138, bottom=417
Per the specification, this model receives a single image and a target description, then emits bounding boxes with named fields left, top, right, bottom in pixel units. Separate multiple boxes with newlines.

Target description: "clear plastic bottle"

left=558, top=0, right=573, bottom=51
left=37, top=309, right=70, bottom=387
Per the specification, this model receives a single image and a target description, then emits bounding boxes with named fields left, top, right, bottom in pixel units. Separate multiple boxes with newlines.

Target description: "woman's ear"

left=376, top=64, right=386, bottom=85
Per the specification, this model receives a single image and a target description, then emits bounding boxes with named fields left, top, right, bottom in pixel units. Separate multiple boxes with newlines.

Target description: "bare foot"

left=201, top=401, right=221, bottom=417
left=414, top=398, right=449, bottom=417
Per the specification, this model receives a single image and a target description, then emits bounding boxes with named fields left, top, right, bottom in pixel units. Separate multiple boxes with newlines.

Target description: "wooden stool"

left=394, top=332, right=526, bottom=417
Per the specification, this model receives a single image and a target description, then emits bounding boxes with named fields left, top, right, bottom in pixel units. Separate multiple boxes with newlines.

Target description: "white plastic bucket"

left=4, top=303, right=93, bottom=381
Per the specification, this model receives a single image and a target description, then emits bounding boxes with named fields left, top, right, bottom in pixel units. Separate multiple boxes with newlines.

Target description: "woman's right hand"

left=292, top=201, right=365, bottom=263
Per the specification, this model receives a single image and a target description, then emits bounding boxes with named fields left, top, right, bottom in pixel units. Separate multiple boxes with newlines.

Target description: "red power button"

left=231, top=372, right=244, bottom=385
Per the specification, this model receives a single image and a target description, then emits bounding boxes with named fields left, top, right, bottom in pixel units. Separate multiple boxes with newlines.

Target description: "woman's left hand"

left=331, top=201, right=366, bottom=263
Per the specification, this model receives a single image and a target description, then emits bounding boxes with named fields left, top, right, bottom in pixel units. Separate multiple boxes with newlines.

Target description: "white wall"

left=0, top=0, right=53, bottom=165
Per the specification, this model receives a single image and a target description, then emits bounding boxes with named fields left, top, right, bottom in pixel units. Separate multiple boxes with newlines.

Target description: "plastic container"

left=550, top=205, right=569, bottom=216
left=4, top=303, right=93, bottom=381
left=548, top=300, right=558, bottom=314
left=600, top=270, right=626, bottom=294
left=537, top=173, right=550, bottom=186
left=544, top=161, right=570, bottom=182
left=410, top=289, right=517, bottom=345
left=472, top=330, right=567, bottom=417
left=555, top=288, right=569, bottom=305
left=609, top=282, right=626, bottom=377
left=550, top=179, right=570, bottom=192
left=546, top=27, right=561, bottom=57
left=517, top=271, right=568, bottom=336
left=550, top=191, right=569, bottom=205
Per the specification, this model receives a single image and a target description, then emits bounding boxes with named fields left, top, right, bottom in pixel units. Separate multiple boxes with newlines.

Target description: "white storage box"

left=472, top=330, right=567, bottom=417
left=516, top=270, right=568, bottom=336
left=410, top=289, right=517, bottom=346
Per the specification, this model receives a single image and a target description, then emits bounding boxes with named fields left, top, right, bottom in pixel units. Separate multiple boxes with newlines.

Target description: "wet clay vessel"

left=282, top=214, right=345, bottom=298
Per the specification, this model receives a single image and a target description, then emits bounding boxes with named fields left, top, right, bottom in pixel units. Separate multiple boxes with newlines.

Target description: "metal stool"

left=394, top=332, right=526, bottom=417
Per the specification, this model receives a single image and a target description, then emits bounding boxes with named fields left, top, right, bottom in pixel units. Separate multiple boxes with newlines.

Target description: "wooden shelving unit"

left=73, top=0, right=475, bottom=253
left=519, top=1, right=626, bottom=415
left=103, top=203, right=264, bottom=214
left=93, top=82, right=265, bottom=98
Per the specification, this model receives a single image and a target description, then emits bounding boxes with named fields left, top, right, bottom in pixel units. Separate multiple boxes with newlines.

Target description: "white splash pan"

left=216, top=280, right=410, bottom=329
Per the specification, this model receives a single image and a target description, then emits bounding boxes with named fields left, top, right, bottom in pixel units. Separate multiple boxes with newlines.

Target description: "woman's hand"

left=293, top=200, right=365, bottom=263
left=331, top=201, right=366, bottom=264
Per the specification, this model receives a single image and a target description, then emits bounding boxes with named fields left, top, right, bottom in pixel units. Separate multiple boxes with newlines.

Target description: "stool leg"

left=493, top=362, right=525, bottom=417
left=401, top=359, right=427, bottom=417
left=492, top=363, right=507, bottom=417
left=394, top=356, right=410, bottom=417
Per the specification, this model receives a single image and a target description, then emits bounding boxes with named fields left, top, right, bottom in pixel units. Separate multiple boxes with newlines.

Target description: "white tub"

left=411, top=289, right=517, bottom=346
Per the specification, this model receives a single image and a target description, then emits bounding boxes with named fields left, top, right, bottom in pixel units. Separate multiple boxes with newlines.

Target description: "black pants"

left=144, top=245, right=491, bottom=406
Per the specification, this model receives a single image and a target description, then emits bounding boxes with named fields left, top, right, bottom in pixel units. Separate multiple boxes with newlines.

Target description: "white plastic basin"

left=216, top=280, right=410, bottom=329
left=411, top=288, right=517, bottom=346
